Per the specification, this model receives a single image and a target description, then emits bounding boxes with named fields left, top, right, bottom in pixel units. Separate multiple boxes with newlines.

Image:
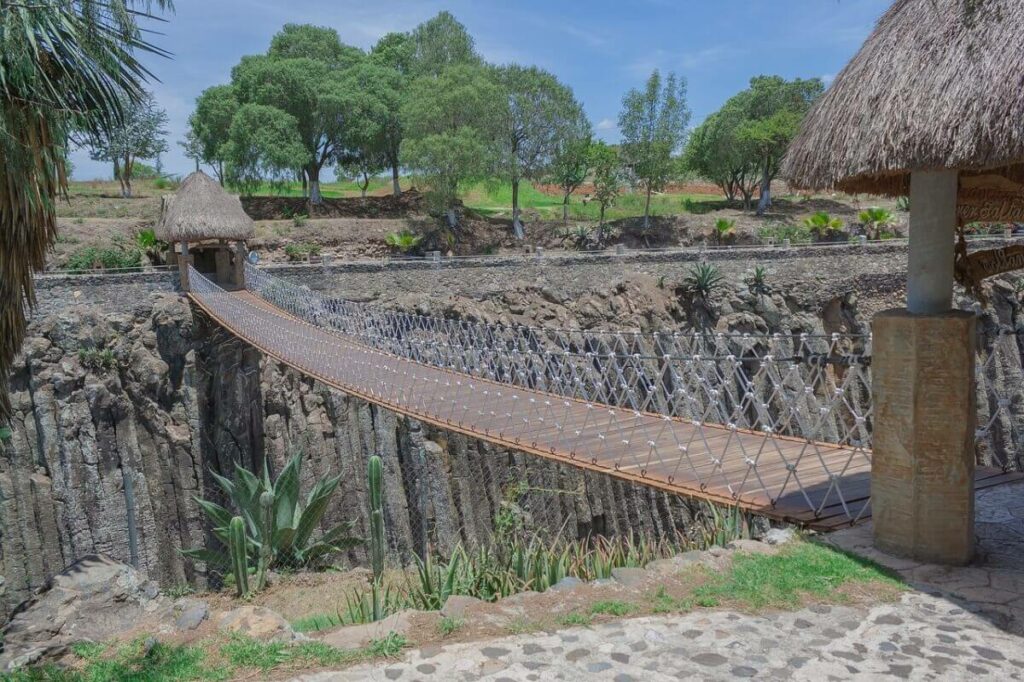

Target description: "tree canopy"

left=85, top=90, right=169, bottom=197
left=618, top=70, right=691, bottom=229
left=496, top=64, right=587, bottom=238
left=408, top=11, right=481, bottom=77
left=401, top=64, right=505, bottom=225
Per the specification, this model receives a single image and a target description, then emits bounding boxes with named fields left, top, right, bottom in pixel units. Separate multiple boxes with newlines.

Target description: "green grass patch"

left=437, top=616, right=464, bottom=637
left=693, top=541, right=902, bottom=610
left=589, top=600, right=634, bottom=617
left=556, top=612, right=593, bottom=627
left=291, top=611, right=344, bottom=633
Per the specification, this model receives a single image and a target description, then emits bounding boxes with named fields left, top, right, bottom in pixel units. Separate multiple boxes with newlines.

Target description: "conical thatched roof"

left=155, top=171, right=255, bottom=242
left=783, top=0, right=1024, bottom=196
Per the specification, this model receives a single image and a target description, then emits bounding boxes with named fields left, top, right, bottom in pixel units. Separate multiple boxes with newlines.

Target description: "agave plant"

left=184, top=454, right=359, bottom=578
left=746, top=266, right=771, bottom=296
left=803, top=211, right=844, bottom=237
left=682, top=263, right=725, bottom=300
left=858, top=207, right=895, bottom=240
left=384, top=230, right=423, bottom=254
left=713, top=218, right=736, bottom=245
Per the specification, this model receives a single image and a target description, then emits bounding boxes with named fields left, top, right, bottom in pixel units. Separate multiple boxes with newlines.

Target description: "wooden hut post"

left=178, top=241, right=192, bottom=291
left=234, top=241, right=247, bottom=288
left=872, top=169, right=975, bottom=565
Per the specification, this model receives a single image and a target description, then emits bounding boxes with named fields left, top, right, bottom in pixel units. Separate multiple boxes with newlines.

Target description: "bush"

left=384, top=230, right=422, bottom=254
left=283, top=243, right=321, bottom=261
left=292, top=213, right=308, bottom=228
left=803, top=211, right=844, bottom=240
left=78, top=348, right=116, bottom=371
left=65, top=239, right=143, bottom=273
left=758, top=222, right=811, bottom=245
left=152, top=176, right=180, bottom=191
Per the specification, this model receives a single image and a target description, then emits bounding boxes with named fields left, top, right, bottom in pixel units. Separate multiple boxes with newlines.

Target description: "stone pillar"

left=872, top=309, right=976, bottom=565
left=906, top=170, right=957, bottom=314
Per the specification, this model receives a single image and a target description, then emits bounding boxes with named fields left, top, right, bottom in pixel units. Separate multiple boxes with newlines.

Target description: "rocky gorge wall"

left=7, top=243, right=1024, bottom=622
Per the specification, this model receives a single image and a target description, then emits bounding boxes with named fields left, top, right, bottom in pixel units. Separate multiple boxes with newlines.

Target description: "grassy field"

left=220, top=177, right=723, bottom=222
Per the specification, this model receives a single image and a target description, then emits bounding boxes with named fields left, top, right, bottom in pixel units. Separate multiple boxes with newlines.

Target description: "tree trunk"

left=121, top=155, right=133, bottom=198
left=599, top=204, right=606, bottom=228
left=308, top=166, right=323, bottom=206
left=511, top=178, right=524, bottom=240
left=446, top=208, right=458, bottom=229
left=392, top=164, right=401, bottom=197
left=643, top=186, right=652, bottom=231
left=756, top=162, right=772, bottom=216
left=562, top=191, right=571, bottom=223
left=361, top=172, right=369, bottom=200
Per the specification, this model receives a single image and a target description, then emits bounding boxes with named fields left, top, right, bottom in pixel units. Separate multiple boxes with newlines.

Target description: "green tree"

left=0, top=0, right=171, bottom=421
left=85, top=90, right=169, bottom=198
left=268, top=23, right=363, bottom=68
left=179, top=131, right=203, bottom=173
left=618, top=70, right=691, bottom=230
left=732, top=76, right=823, bottom=215
left=684, top=106, right=759, bottom=208
left=371, top=31, right=415, bottom=75
left=589, top=141, right=621, bottom=237
left=548, top=129, right=593, bottom=223
left=367, top=37, right=413, bottom=197
left=409, top=11, right=481, bottom=77
left=188, top=84, right=239, bottom=183
left=496, top=65, right=587, bottom=239
left=222, top=104, right=309, bottom=196
left=401, top=65, right=504, bottom=227
left=227, top=25, right=366, bottom=204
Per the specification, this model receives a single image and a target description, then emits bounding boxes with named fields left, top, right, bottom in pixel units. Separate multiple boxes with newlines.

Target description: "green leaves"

left=184, top=453, right=359, bottom=582
left=618, top=70, right=691, bottom=203
left=223, top=104, right=308, bottom=196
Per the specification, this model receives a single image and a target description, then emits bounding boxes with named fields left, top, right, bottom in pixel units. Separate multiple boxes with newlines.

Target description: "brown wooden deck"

left=189, top=289, right=1024, bottom=531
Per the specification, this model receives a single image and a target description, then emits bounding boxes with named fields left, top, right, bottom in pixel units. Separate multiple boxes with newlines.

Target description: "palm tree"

left=0, top=1, right=171, bottom=421
left=858, top=207, right=895, bottom=240
left=803, top=211, right=844, bottom=240
left=713, top=218, right=736, bottom=245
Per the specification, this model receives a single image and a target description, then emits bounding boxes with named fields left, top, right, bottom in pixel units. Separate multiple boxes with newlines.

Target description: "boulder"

left=441, top=595, right=483, bottom=619
left=763, top=528, right=798, bottom=546
left=611, top=567, right=649, bottom=587
left=173, top=599, right=210, bottom=631
left=317, top=610, right=417, bottom=651
left=218, top=605, right=302, bottom=643
left=0, top=555, right=166, bottom=671
left=726, top=539, right=779, bottom=555
left=549, top=576, right=584, bottom=592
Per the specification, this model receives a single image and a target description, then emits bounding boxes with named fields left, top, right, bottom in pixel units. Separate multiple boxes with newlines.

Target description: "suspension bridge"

left=187, top=263, right=1022, bottom=530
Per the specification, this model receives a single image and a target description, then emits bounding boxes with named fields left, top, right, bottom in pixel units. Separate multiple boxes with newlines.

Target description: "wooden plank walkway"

left=189, top=288, right=1024, bottom=531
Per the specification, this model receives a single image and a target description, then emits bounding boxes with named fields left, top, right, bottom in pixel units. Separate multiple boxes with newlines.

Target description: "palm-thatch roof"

left=155, top=171, right=255, bottom=242
left=783, top=0, right=1024, bottom=196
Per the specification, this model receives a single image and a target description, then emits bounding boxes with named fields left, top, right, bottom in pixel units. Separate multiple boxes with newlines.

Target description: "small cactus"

left=368, top=455, right=385, bottom=620
left=255, top=491, right=274, bottom=590
left=228, top=516, right=250, bottom=598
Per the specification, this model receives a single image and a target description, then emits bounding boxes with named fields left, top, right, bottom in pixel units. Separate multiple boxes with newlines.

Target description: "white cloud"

left=595, top=118, right=616, bottom=132
left=821, top=73, right=837, bottom=86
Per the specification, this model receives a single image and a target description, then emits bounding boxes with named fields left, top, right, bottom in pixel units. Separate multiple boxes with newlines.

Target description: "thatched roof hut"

left=156, top=171, right=254, bottom=242
left=783, top=0, right=1024, bottom=195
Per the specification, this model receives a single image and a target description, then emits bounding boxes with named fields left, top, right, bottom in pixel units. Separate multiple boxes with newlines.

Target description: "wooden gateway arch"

left=186, top=264, right=1022, bottom=531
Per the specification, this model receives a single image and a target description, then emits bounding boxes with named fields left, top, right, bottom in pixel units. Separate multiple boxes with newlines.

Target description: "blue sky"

left=70, top=0, right=893, bottom=180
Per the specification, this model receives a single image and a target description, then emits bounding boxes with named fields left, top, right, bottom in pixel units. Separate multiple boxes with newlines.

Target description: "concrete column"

left=907, top=170, right=958, bottom=314
left=872, top=310, right=976, bottom=565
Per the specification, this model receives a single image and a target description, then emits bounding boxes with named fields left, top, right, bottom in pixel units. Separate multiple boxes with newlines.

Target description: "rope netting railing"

left=244, top=263, right=874, bottom=453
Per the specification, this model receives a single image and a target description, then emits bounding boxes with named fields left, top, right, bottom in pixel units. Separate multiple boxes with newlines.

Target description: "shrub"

left=152, top=176, right=180, bottom=191
left=384, top=230, right=422, bottom=254
left=895, top=196, right=910, bottom=212
left=182, top=453, right=359, bottom=586
left=858, top=207, right=895, bottom=240
left=283, top=243, right=322, bottom=261
left=803, top=211, right=844, bottom=239
left=292, top=213, right=308, bottom=228
left=758, top=222, right=811, bottom=245
left=713, top=218, right=736, bottom=245
left=78, top=348, right=116, bottom=370
left=558, top=225, right=591, bottom=250
left=746, top=265, right=770, bottom=296
left=66, top=240, right=143, bottom=272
